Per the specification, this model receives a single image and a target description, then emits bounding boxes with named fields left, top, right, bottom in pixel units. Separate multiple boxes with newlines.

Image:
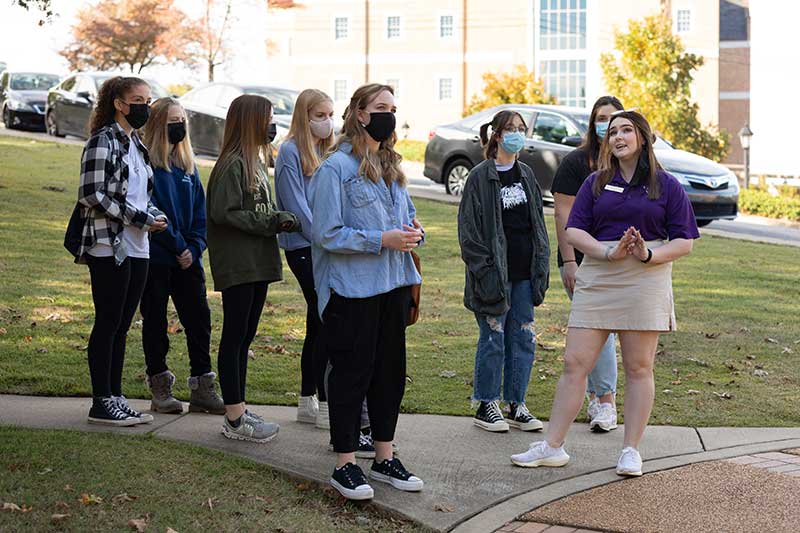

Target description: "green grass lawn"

left=1, top=134, right=800, bottom=427
left=0, top=426, right=424, bottom=532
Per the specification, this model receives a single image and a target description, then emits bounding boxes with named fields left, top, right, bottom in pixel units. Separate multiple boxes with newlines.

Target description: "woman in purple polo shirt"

left=510, top=110, right=699, bottom=476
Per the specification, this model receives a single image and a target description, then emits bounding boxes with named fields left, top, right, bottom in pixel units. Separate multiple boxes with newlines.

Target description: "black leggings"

left=86, top=255, right=149, bottom=398
left=284, top=247, right=326, bottom=399
left=218, top=281, right=268, bottom=405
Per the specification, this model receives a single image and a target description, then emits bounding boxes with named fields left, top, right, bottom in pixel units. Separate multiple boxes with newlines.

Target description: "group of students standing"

left=69, top=74, right=698, bottom=501
left=71, top=77, right=423, bottom=501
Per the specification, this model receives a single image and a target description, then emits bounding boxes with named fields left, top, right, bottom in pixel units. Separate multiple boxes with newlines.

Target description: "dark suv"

left=424, top=104, right=738, bottom=225
left=45, top=71, right=168, bottom=139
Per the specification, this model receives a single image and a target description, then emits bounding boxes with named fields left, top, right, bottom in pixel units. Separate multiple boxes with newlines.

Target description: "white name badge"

left=604, top=184, right=625, bottom=193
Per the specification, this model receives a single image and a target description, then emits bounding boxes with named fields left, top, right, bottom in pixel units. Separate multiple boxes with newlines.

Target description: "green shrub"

left=739, top=188, right=800, bottom=221
left=396, top=139, right=427, bottom=163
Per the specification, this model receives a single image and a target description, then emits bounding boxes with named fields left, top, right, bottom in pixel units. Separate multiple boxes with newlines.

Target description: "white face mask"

left=309, top=117, right=334, bottom=139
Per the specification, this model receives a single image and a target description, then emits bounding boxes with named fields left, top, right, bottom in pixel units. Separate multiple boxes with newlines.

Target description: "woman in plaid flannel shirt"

left=76, top=76, right=168, bottom=426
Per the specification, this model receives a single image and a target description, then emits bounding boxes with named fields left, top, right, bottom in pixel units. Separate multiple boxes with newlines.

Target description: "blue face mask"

left=595, top=121, right=609, bottom=139
left=500, top=131, right=525, bottom=154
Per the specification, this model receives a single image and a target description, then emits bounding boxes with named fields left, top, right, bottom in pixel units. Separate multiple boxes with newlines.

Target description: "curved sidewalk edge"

left=452, top=437, right=800, bottom=533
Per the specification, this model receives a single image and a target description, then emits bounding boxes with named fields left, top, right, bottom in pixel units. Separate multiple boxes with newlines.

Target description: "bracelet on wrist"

left=641, top=248, right=653, bottom=264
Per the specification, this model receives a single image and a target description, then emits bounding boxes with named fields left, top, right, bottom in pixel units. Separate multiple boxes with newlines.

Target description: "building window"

left=386, top=78, right=400, bottom=99
left=539, top=59, right=586, bottom=108
left=539, top=0, right=586, bottom=51
left=676, top=9, right=691, bottom=33
left=438, top=78, right=453, bottom=101
left=387, top=16, right=401, bottom=39
left=439, top=15, right=454, bottom=38
left=334, top=17, right=348, bottom=40
left=334, top=79, right=348, bottom=101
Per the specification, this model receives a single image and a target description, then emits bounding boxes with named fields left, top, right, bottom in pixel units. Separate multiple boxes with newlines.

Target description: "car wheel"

left=46, top=110, right=65, bottom=138
left=444, top=158, right=472, bottom=195
left=696, top=219, right=713, bottom=227
left=3, top=106, right=15, bottom=130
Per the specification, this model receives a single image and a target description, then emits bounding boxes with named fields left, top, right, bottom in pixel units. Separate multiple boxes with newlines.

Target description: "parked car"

left=424, top=104, right=738, bottom=226
left=1, top=71, right=60, bottom=131
left=180, top=82, right=298, bottom=157
left=0, top=62, right=7, bottom=74
left=45, top=71, right=168, bottom=139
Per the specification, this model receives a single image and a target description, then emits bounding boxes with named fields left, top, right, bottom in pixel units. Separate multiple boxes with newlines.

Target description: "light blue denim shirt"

left=275, top=139, right=315, bottom=250
left=310, top=142, right=423, bottom=319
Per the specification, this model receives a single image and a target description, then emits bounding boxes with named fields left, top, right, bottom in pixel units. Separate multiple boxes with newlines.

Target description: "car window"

left=244, top=87, right=296, bottom=115
left=653, top=136, right=673, bottom=149
left=462, top=109, right=493, bottom=130
left=9, top=73, right=60, bottom=91
left=532, top=112, right=580, bottom=144
left=75, top=76, right=95, bottom=95
left=146, top=80, right=168, bottom=99
left=508, top=109, right=534, bottom=132
left=60, top=76, right=77, bottom=92
left=191, top=86, right=223, bottom=107
left=217, top=85, right=241, bottom=108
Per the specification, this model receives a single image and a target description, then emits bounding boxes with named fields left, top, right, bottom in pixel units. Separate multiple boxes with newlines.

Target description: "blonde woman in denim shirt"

left=311, top=84, right=424, bottom=501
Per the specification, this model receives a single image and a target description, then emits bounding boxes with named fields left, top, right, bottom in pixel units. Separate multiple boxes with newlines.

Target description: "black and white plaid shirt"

left=76, top=122, right=163, bottom=264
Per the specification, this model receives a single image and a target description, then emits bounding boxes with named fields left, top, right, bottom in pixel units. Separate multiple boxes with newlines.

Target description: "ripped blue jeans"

left=473, top=280, right=535, bottom=404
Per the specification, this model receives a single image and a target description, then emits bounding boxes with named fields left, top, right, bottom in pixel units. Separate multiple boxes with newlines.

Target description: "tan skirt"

left=568, top=241, right=676, bottom=332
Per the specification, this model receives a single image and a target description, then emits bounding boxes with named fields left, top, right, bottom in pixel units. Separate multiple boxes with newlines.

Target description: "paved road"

left=3, top=125, right=798, bottom=247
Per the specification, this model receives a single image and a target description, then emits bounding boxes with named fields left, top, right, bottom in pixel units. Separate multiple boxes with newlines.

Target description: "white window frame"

left=385, top=77, right=401, bottom=100
left=675, top=8, right=692, bottom=34
left=332, top=15, right=350, bottom=41
left=435, top=76, right=455, bottom=102
left=332, top=77, right=351, bottom=102
left=438, top=13, right=455, bottom=39
left=386, top=14, right=403, bottom=40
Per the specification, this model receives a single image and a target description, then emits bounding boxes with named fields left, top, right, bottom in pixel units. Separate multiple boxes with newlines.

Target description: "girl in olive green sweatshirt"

left=206, top=94, right=300, bottom=443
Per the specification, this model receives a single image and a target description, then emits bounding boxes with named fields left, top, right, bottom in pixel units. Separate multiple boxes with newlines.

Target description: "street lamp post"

left=738, top=124, right=753, bottom=189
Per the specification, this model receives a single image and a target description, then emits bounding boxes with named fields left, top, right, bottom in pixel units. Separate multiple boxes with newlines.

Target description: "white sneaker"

left=296, top=395, right=319, bottom=424
left=586, top=397, right=600, bottom=422
left=616, top=446, right=643, bottom=476
left=510, top=440, right=570, bottom=468
left=589, top=402, right=618, bottom=433
left=315, top=400, right=330, bottom=429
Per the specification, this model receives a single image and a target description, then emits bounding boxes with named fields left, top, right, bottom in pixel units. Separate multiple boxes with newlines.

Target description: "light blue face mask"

left=500, top=131, right=525, bottom=154
left=595, top=121, right=609, bottom=139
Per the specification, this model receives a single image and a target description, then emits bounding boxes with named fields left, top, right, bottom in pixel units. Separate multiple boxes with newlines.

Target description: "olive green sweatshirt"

left=206, top=156, right=286, bottom=291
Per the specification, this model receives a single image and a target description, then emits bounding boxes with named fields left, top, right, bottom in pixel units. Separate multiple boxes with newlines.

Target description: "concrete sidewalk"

left=2, top=395, right=800, bottom=532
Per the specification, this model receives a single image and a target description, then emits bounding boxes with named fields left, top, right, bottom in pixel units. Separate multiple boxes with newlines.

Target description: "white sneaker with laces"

left=316, top=401, right=330, bottom=429
left=589, top=402, right=618, bottom=432
left=510, top=440, right=570, bottom=468
left=586, top=397, right=600, bottom=422
left=616, top=446, right=643, bottom=476
left=296, top=395, right=319, bottom=424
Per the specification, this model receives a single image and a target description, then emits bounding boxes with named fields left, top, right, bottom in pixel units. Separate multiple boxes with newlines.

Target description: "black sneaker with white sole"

left=87, top=397, right=140, bottom=427
left=330, top=462, right=374, bottom=500
left=369, top=458, right=424, bottom=492
left=473, top=400, right=510, bottom=432
left=507, top=403, right=544, bottom=431
left=112, top=395, right=154, bottom=424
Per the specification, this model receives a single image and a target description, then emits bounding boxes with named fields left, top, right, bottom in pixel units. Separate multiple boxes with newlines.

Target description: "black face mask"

left=267, top=123, right=277, bottom=144
left=122, top=102, right=150, bottom=130
left=167, top=122, right=186, bottom=145
left=362, top=111, right=396, bottom=143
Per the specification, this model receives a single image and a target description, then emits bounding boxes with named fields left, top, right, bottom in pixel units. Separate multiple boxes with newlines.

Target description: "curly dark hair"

left=89, top=76, right=150, bottom=135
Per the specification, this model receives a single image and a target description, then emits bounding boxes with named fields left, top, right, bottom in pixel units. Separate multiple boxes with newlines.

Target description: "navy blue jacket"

left=149, top=164, right=207, bottom=267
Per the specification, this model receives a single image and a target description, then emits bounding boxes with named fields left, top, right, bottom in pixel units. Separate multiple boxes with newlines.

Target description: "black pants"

left=323, top=286, right=410, bottom=453
left=86, top=255, right=149, bottom=398
left=284, top=247, right=326, bottom=399
left=218, top=281, right=268, bottom=405
left=140, top=262, right=212, bottom=378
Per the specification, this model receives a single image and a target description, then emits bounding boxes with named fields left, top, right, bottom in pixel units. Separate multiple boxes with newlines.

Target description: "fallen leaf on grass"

left=51, top=513, right=70, bottom=524
left=713, top=391, right=734, bottom=399
left=254, top=496, right=272, bottom=504
left=739, top=327, right=751, bottom=333
left=23, top=335, right=33, bottom=342
left=794, top=339, right=800, bottom=345
left=686, top=389, right=701, bottom=395
left=536, top=342, right=556, bottom=351
left=439, top=370, right=456, bottom=378
left=2, top=502, right=21, bottom=512
left=80, top=493, right=103, bottom=505
left=36, top=347, right=48, bottom=353
left=38, top=467, right=53, bottom=475
left=765, top=337, right=779, bottom=344
left=112, top=493, right=138, bottom=504
left=746, top=354, right=756, bottom=360
left=247, top=349, right=256, bottom=360
left=753, top=369, right=769, bottom=377
left=704, top=332, right=721, bottom=339
left=670, top=380, right=682, bottom=385
left=0, top=327, right=6, bottom=335
left=128, top=514, right=150, bottom=532
left=55, top=501, right=70, bottom=510
left=662, top=389, right=673, bottom=394
left=166, top=320, right=183, bottom=334
left=202, top=497, right=218, bottom=510
left=686, top=357, right=710, bottom=367
left=434, top=503, right=455, bottom=513
left=782, top=346, right=794, bottom=354
left=166, top=528, right=179, bottom=533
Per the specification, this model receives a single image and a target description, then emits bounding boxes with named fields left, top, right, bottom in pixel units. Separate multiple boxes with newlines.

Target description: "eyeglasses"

left=501, top=126, right=527, bottom=134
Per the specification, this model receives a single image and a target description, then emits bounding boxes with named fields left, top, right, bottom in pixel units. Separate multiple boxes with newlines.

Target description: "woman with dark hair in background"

left=458, top=109, right=550, bottom=434
left=140, top=97, right=224, bottom=416
left=206, top=94, right=301, bottom=443
left=512, top=110, right=699, bottom=476
left=551, top=95, right=624, bottom=432
left=75, top=76, right=168, bottom=426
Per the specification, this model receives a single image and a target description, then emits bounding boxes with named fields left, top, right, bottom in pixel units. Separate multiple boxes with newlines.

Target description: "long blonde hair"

left=288, top=89, right=334, bottom=176
left=142, top=97, right=195, bottom=173
left=333, top=83, right=405, bottom=187
left=217, top=94, right=272, bottom=191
